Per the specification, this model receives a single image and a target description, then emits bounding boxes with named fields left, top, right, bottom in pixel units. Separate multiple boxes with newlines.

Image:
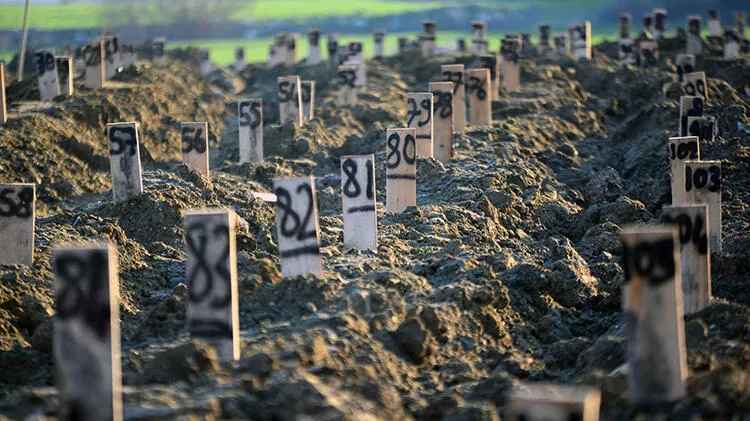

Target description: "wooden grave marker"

left=520, top=33, right=533, bottom=56
left=308, top=29, right=322, bottom=65
left=708, top=10, right=723, bottom=37
left=654, top=8, right=667, bottom=39
left=341, top=155, right=377, bottom=251
left=273, top=177, right=323, bottom=278
left=35, top=50, right=60, bottom=101
left=238, top=99, right=263, bottom=163
left=619, top=14, right=636, bottom=65
left=724, top=29, right=741, bottom=60
left=374, top=32, right=385, bottom=58
left=420, top=21, right=437, bottom=57
left=505, top=383, right=601, bottom=421
left=456, top=39, right=467, bottom=53
left=53, top=242, right=122, bottom=421
left=107, top=122, right=144, bottom=202
left=687, top=16, right=703, bottom=56
left=119, top=44, right=136, bottom=68
left=184, top=209, right=240, bottom=361
left=662, top=204, right=711, bottom=314
left=684, top=160, right=722, bottom=253
left=199, top=49, right=213, bottom=76
left=407, top=92, right=434, bottom=158
left=429, top=82, right=455, bottom=163
left=233, top=47, right=246, bottom=70
left=83, top=39, right=105, bottom=89
left=337, top=64, right=358, bottom=106
left=675, top=54, right=695, bottom=82
left=301, top=80, right=315, bottom=122
left=539, top=25, right=552, bottom=56
left=465, top=68, right=492, bottom=127
left=471, top=21, right=488, bottom=54
left=441, top=64, right=466, bottom=133
left=679, top=95, right=703, bottom=137
left=103, top=35, right=120, bottom=80
left=0, top=62, right=6, bottom=125
left=621, top=226, right=687, bottom=403
left=643, top=13, right=654, bottom=36
left=638, top=36, right=659, bottom=67
left=285, top=34, right=297, bottom=67
left=386, top=128, right=417, bottom=213
left=152, top=37, right=166, bottom=65
left=327, top=34, right=340, bottom=65
left=554, top=34, right=569, bottom=57
left=668, top=136, right=700, bottom=205
left=686, top=116, right=717, bottom=143
left=571, top=21, right=592, bottom=61
left=500, top=38, right=521, bottom=93
left=277, top=76, right=303, bottom=127
left=478, top=54, right=500, bottom=100
left=56, top=56, right=74, bottom=96
left=181, top=122, right=210, bottom=178
left=0, top=184, right=35, bottom=266
left=682, top=71, right=708, bottom=100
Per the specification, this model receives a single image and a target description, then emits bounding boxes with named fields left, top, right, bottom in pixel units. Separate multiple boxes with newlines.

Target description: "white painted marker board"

left=273, top=177, right=323, bottom=278
left=678, top=95, right=703, bottom=137
left=385, top=128, right=417, bottom=213
left=675, top=54, right=695, bottom=82
left=181, top=122, right=210, bottom=178
left=337, top=65, right=358, bottom=106
left=341, top=155, right=377, bottom=251
left=308, top=29, right=322, bottom=65
left=107, top=122, right=144, bottom=202
left=238, top=99, right=263, bottom=164
left=0, top=183, right=35, bottom=266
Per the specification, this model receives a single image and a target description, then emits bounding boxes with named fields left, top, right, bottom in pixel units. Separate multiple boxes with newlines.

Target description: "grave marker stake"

left=441, top=64, right=466, bottom=133
left=277, top=76, right=303, bottom=127
left=668, top=136, right=700, bottom=205
left=56, top=56, right=74, bottom=96
left=238, top=99, right=264, bottom=163
left=83, top=39, right=105, bottom=89
left=407, top=92, right=434, bottom=158
left=465, top=68, right=492, bottom=126
left=0, top=62, right=6, bottom=124
left=429, top=81, right=455, bottom=163
left=385, top=128, right=417, bottom=213
left=107, top=122, right=144, bottom=202
left=0, top=183, right=35, bottom=266
left=35, top=50, right=60, bottom=101
left=181, top=122, right=210, bottom=178
left=505, top=383, right=601, bottom=421
left=301, top=80, right=315, bottom=122
left=341, top=155, right=377, bottom=250
left=273, top=176, right=323, bottom=278
left=684, top=160, right=722, bottom=253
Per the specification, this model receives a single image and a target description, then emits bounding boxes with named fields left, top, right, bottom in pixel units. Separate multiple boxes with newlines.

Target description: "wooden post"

left=621, top=226, right=687, bottom=403
left=83, top=39, right=105, bottom=89
left=441, top=64, right=466, bottom=133
left=152, top=38, right=166, bottom=65
left=184, top=209, right=240, bottom=361
left=539, top=25, right=552, bottom=56
left=0, top=62, right=6, bottom=125
left=478, top=54, right=500, bottom=100
left=643, top=13, right=655, bottom=36
left=374, top=32, right=385, bottom=58
left=336, top=65, right=358, bottom=106
left=0, top=183, right=35, bottom=266
left=35, top=50, right=60, bottom=101
left=56, top=56, right=74, bottom=96
left=571, top=21, right=592, bottom=61
left=724, top=29, right=741, bottom=59
left=619, top=14, right=636, bottom=65
left=638, top=36, right=659, bottom=67
left=53, top=242, right=122, bottom=421
left=273, top=177, right=322, bottom=278
left=103, top=35, right=120, bottom=80
left=199, top=49, right=212, bottom=76
left=654, top=9, right=667, bottom=39
left=239, top=99, right=263, bottom=163
left=554, top=34, right=569, bottom=57
left=285, top=34, right=297, bottom=67
left=471, top=21, right=488, bottom=54
left=407, top=93, right=434, bottom=158
left=277, top=76, right=303, bottom=127
left=465, top=68, right=492, bottom=127
left=456, top=39, right=467, bottom=53
left=420, top=21, right=437, bottom=57
left=679, top=95, right=703, bottom=137
left=327, top=34, right=339, bottom=66
left=233, top=47, right=246, bottom=70
left=341, top=155, right=377, bottom=251
left=505, top=383, right=601, bottom=421
left=429, top=82, right=454, bottom=163
left=682, top=71, right=708, bottom=101
left=521, top=33, right=533, bottom=56
left=386, top=128, right=417, bottom=213
left=342, top=42, right=366, bottom=86
left=301, top=80, right=315, bottom=122
left=107, top=122, right=144, bottom=202
left=687, top=16, right=703, bottom=55
left=675, top=54, right=695, bottom=82
left=668, top=136, right=700, bottom=205
left=684, top=160, right=722, bottom=253
left=500, top=39, right=521, bottom=93
left=686, top=116, right=717, bottom=143
left=708, top=10, right=723, bottom=37
left=662, top=204, right=711, bottom=314
left=181, top=122, right=210, bottom=178
left=308, top=29, right=322, bottom=65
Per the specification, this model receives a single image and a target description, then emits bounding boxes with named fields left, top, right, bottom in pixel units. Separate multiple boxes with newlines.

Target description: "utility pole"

left=18, top=0, right=31, bottom=81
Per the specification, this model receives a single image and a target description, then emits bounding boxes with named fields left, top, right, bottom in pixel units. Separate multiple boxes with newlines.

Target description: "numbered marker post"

left=539, top=25, right=552, bottom=56
left=35, top=50, right=60, bottom=101
left=53, top=242, right=122, bottom=421
left=679, top=95, right=703, bottom=136
left=56, top=56, right=74, bottom=96
left=103, top=35, right=120, bottom=80
left=107, top=122, right=144, bottom=202
left=500, top=39, right=521, bottom=93
left=277, top=76, right=303, bottom=127
left=686, top=116, right=717, bottom=143
left=0, top=184, right=35, bottom=266
left=308, top=29, right=322, bottom=65
left=621, top=226, right=687, bottom=403
left=668, top=136, right=700, bottom=205
left=662, top=205, right=711, bottom=314
left=184, top=209, right=240, bottom=361
left=619, top=14, right=636, bottom=65
left=465, top=68, right=492, bottom=127
left=429, top=82, right=454, bottom=163
left=301, top=80, right=315, bottom=122
left=273, top=177, right=322, bottom=278
left=238, top=99, right=263, bottom=163
left=471, top=21, right=488, bottom=54
left=675, top=54, right=695, bottom=82
left=83, top=39, right=105, bottom=89
left=407, top=93, right=434, bottom=158
left=687, top=16, right=703, bottom=56
left=724, top=29, right=741, bottom=60
left=684, top=161, right=722, bottom=253
left=341, top=155, right=377, bottom=251
left=571, top=22, right=592, bottom=61
left=682, top=72, right=708, bottom=101
left=420, top=21, right=437, bottom=57
left=374, top=32, right=385, bottom=58
left=327, top=34, right=340, bottom=66
left=181, top=122, right=210, bottom=178
left=654, top=9, right=667, bottom=39
left=478, top=55, right=500, bottom=100
left=554, top=34, right=570, bottom=57
left=233, top=47, right=246, bottom=70
left=152, top=37, right=166, bottom=65
left=337, top=65, right=358, bottom=106
left=285, top=34, right=297, bottom=67
left=0, top=62, right=6, bottom=125
left=638, top=36, right=659, bottom=67
left=119, top=44, right=136, bottom=68
left=441, top=64, right=466, bottom=133
left=505, top=383, right=601, bottom=421
left=385, top=128, right=417, bottom=213
left=708, top=10, right=723, bottom=37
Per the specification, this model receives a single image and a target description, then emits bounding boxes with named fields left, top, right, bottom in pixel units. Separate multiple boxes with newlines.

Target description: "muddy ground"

left=0, top=39, right=749, bottom=420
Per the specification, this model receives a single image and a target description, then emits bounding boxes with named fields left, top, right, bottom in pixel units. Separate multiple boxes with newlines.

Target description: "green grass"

left=0, top=4, right=108, bottom=30
left=233, top=0, right=445, bottom=21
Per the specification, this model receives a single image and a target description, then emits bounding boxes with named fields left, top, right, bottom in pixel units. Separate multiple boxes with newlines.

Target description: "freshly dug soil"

left=0, top=39, right=749, bottom=420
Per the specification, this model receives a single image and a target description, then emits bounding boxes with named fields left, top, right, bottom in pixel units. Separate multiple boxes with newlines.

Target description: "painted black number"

left=274, top=184, right=317, bottom=241
left=386, top=132, right=416, bottom=169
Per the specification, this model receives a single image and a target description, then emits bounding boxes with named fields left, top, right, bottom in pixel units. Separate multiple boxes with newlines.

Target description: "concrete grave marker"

left=619, top=14, right=636, bottom=65
left=238, top=99, right=263, bottom=163
left=337, top=64, right=359, bottom=106
left=273, top=176, right=323, bottom=278
left=654, top=9, right=667, bottom=39
left=35, top=50, right=60, bottom=101
left=56, top=56, right=74, bottom=96
left=682, top=71, right=708, bottom=100
left=385, top=128, right=417, bottom=213
left=407, top=92, right=434, bottom=158
left=505, top=383, right=601, bottom=421
left=441, top=64, right=466, bottom=133
left=675, top=54, right=695, bottom=82
left=0, top=62, right=6, bottom=125
left=621, top=226, right=687, bottom=403
left=708, top=10, right=723, bottom=37
left=465, top=68, right=492, bottom=127
left=679, top=95, right=703, bottom=137
left=53, top=242, right=122, bottom=421
left=420, top=21, right=437, bottom=56
left=308, top=29, right=322, bottom=65
left=107, top=122, right=144, bottom=202
left=662, top=204, right=711, bottom=314
left=687, top=16, right=703, bottom=55
left=301, top=80, right=315, bottom=122
left=277, top=76, right=303, bottom=127
left=500, top=38, right=521, bottom=93
left=184, top=209, right=240, bottom=361
left=570, top=22, right=592, bottom=61
left=429, top=81, right=455, bottom=163
left=0, top=184, right=35, bottom=266
left=668, top=136, right=700, bottom=205
left=374, top=32, right=385, bottom=58
left=341, top=155, right=377, bottom=251
left=684, top=160, right=722, bottom=253
left=83, top=39, right=105, bottom=89
left=181, top=122, right=210, bottom=178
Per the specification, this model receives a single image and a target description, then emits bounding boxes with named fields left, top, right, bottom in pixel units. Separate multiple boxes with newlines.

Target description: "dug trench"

left=0, top=41, right=749, bottom=419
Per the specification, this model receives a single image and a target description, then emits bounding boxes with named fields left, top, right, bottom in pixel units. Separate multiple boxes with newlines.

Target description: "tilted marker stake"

left=441, top=64, right=466, bottom=133
left=662, top=204, right=711, bottom=314
left=277, top=76, right=303, bottom=127
left=273, top=177, right=322, bottom=278
left=181, top=122, right=210, bottom=178
left=621, top=226, right=687, bottom=403
left=83, top=39, right=105, bottom=89
left=341, top=155, right=377, bottom=251
left=56, top=56, right=74, bottom=96
left=505, top=383, right=601, bottom=421
left=301, top=80, right=316, bottom=122
left=465, top=68, right=492, bottom=127
left=107, top=122, right=144, bottom=202
left=668, top=136, right=700, bottom=205
left=184, top=209, right=240, bottom=361
left=407, top=92, right=434, bottom=158
left=684, top=160, right=722, bottom=253
left=385, top=128, right=417, bottom=213
left=53, top=242, right=122, bottom=421
left=429, top=82, right=455, bottom=163
left=0, top=63, right=6, bottom=125
left=35, top=50, right=60, bottom=101
left=682, top=71, right=708, bottom=101
left=238, top=99, right=263, bottom=163
left=0, top=184, right=35, bottom=266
